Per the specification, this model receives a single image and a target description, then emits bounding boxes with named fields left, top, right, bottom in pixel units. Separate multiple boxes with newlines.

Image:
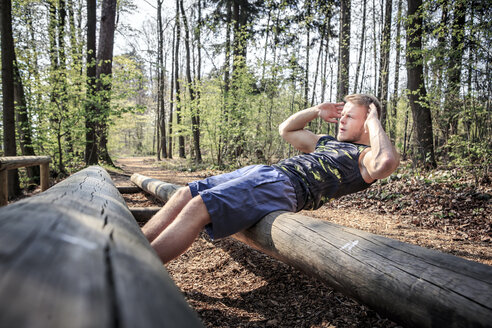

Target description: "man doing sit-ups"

left=143, top=94, right=400, bottom=264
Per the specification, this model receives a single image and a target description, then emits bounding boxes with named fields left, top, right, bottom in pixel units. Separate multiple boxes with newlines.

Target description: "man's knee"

left=183, top=195, right=211, bottom=227
left=174, top=186, right=192, bottom=202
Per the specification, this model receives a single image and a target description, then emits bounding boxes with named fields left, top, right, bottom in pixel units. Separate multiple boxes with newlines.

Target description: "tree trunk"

left=444, top=0, right=466, bottom=137
left=85, top=0, right=98, bottom=165
left=320, top=15, right=331, bottom=103
left=157, top=0, right=167, bottom=159
left=47, top=1, right=67, bottom=174
left=1, top=0, right=21, bottom=198
left=353, top=0, right=367, bottom=94
left=372, top=0, right=378, bottom=92
left=167, top=23, right=176, bottom=159
left=389, top=0, right=402, bottom=143
left=180, top=0, right=202, bottom=163
left=173, top=0, right=185, bottom=158
left=13, top=59, right=39, bottom=183
left=311, top=25, right=324, bottom=107
left=58, top=0, right=73, bottom=158
left=377, top=0, right=392, bottom=129
left=230, top=0, right=248, bottom=159
left=304, top=0, right=311, bottom=108
left=96, top=0, right=117, bottom=166
left=406, top=0, right=436, bottom=169
left=218, top=0, right=233, bottom=166
left=156, top=1, right=162, bottom=161
left=337, top=0, right=350, bottom=101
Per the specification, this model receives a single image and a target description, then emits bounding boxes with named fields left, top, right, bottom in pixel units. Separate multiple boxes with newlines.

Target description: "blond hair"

left=344, top=94, right=382, bottom=119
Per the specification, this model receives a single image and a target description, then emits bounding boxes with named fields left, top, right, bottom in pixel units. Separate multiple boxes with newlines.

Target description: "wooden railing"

left=0, top=156, right=51, bottom=205
left=130, top=173, right=492, bottom=328
left=0, top=166, right=203, bottom=328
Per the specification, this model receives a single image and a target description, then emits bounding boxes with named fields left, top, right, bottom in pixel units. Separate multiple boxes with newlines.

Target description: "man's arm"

left=279, top=102, right=344, bottom=153
left=361, top=104, right=400, bottom=181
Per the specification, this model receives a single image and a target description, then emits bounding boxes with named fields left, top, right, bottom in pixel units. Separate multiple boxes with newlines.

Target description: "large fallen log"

left=0, top=167, right=202, bottom=328
left=132, top=174, right=492, bottom=328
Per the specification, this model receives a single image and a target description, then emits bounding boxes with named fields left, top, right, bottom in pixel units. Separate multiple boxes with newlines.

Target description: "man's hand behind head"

left=318, top=102, right=344, bottom=124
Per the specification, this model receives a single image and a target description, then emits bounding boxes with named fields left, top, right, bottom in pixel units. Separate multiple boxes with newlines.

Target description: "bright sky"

left=114, top=1, right=158, bottom=56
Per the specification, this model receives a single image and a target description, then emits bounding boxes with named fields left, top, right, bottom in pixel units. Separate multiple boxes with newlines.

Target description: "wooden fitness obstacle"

left=0, top=156, right=51, bottom=206
left=0, top=166, right=203, bottom=328
left=130, top=173, right=492, bottom=328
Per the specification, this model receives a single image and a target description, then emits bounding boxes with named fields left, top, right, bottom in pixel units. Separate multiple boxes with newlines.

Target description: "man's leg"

left=142, top=187, right=193, bottom=243
left=150, top=195, right=211, bottom=264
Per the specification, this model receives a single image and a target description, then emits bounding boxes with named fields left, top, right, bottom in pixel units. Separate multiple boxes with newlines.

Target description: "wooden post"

left=0, top=170, right=7, bottom=206
left=0, top=167, right=203, bottom=328
left=40, top=162, right=49, bottom=191
left=131, top=174, right=492, bottom=328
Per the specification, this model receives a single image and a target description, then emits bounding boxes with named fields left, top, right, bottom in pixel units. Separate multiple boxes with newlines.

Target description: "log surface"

left=234, top=212, right=492, bottom=328
left=132, top=174, right=492, bottom=328
left=0, top=166, right=202, bottom=328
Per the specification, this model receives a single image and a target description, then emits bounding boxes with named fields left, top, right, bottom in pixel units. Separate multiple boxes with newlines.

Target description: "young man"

left=143, top=94, right=399, bottom=264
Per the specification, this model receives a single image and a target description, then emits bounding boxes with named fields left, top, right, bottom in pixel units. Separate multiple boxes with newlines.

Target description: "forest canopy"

left=1, top=0, right=490, bottom=183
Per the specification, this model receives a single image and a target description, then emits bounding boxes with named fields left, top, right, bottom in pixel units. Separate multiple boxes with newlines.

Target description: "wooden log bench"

left=0, top=166, right=203, bottom=328
left=130, top=173, right=492, bottom=328
left=0, top=156, right=51, bottom=206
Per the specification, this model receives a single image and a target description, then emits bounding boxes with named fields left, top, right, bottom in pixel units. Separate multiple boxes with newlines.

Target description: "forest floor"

left=111, top=156, right=491, bottom=328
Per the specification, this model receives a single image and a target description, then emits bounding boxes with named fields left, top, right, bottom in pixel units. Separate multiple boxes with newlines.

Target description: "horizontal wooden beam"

left=0, top=167, right=202, bottom=328
left=132, top=174, right=492, bottom=328
left=129, top=207, right=161, bottom=222
left=0, top=156, right=51, bottom=170
left=0, top=156, right=51, bottom=206
left=116, top=185, right=141, bottom=194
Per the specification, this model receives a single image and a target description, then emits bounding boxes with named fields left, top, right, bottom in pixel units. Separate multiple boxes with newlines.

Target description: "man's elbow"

left=278, top=122, right=288, bottom=139
left=371, top=155, right=400, bottom=180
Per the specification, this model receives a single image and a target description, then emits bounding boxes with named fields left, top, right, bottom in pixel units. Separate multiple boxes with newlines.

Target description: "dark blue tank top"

left=273, top=136, right=374, bottom=211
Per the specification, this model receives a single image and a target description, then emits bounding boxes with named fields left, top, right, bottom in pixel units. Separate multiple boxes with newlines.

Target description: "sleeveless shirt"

left=273, top=135, right=374, bottom=211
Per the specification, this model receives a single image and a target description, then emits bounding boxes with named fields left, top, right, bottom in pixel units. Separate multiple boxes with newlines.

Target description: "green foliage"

left=444, top=135, right=491, bottom=184
left=5, top=0, right=490, bottom=177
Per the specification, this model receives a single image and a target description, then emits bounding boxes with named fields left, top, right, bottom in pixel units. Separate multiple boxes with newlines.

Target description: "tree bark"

left=85, top=0, right=98, bottom=165
left=174, top=0, right=185, bottom=158
left=96, top=0, right=117, bottom=166
left=337, top=0, right=350, bottom=101
left=167, top=23, right=176, bottom=159
left=444, top=0, right=466, bottom=137
left=157, top=0, right=167, bottom=159
left=389, top=0, right=403, bottom=143
left=406, top=0, right=436, bottom=169
left=372, top=0, right=378, bottom=92
left=377, top=0, right=392, bottom=129
left=218, top=0, right=233, bottom=166
left=13, top=59, right=39, bottom=183
left=353, top=0, right=367, bottom=95
left=304, top=0, right=311, bottom=108
left=0, top=0, right=21, bottom=198
left=47, top=1, right=67, bottom=174
left=180, top=0, right=202, bottom=163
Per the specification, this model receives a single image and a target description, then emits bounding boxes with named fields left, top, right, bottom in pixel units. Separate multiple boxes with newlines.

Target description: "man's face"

left=336, top=102, right=368, bottom=143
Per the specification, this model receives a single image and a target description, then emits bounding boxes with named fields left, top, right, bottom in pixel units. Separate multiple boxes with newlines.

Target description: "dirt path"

left=113, top=157, right=491, bottom=328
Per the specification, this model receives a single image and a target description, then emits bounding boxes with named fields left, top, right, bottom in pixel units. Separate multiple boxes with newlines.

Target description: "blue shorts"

left=188, top=165, right=297, bottom=240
